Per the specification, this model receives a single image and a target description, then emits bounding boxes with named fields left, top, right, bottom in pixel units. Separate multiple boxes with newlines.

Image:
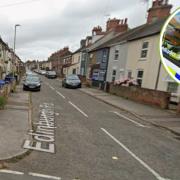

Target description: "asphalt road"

left=1, top=75, right=180, bottom=180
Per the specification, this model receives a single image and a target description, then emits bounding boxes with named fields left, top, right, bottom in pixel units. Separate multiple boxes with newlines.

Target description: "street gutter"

left=80, top=88, right=180, bottom=137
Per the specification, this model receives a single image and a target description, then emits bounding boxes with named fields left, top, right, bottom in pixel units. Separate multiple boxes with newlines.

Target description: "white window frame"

left=112, top=69, right=116, bottom=82
left=127, top=70, right=132, bottom=79
left=137, top=69, right=144, bottom=87
left=114, top=49, right=119, bottom=61
left=140, top=41, right=149, bottom=60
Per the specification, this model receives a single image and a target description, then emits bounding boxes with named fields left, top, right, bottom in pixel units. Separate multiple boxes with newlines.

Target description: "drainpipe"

left=155, top=60, right=161, bottom=90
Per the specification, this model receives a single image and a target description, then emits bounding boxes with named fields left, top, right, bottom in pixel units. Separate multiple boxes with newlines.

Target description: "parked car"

left=62, top=74, right=81, bottom=88
left=26, top=71, right=38, bottom=78
left=23, top=76, right=41, bottom=91
left=46, top=71, right=57, bottom=79
left=169, top=46, right=180, bottom=61
left=38, top=70, right=46, bottom=75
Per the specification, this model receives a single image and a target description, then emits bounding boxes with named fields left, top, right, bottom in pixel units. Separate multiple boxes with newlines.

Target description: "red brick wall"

left=109, top=84, right=170, bottom=109
left=147, top=0, right=172, bottom=24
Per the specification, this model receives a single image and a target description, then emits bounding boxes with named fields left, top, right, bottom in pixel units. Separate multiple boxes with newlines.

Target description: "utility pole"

left=13, top=24, right=20, bottom=77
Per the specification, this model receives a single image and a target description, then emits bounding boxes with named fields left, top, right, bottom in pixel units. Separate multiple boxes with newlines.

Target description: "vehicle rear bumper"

left=65, top=83, right=81, bottom=88
left=23, top=85, right=41, bottom=91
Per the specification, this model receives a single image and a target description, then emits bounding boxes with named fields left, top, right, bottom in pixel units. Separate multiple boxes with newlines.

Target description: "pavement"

left=80, top=87, right=180, bottom=136
left=0, top=85, right=30, bottom=161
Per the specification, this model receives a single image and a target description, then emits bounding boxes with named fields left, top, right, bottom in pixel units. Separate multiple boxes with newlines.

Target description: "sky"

left=0, top=0, right=179, bottom=62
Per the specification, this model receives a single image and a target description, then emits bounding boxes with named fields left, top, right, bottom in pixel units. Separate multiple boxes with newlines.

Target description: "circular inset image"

left=160, top=8, right=180, bottom=84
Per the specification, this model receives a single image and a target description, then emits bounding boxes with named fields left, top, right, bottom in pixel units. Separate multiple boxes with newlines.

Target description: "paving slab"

left=0, top=108, right=29, bottom=160
left=0, top=86, right=30, bottom=161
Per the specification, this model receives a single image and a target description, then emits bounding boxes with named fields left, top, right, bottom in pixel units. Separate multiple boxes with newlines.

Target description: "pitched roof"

left=72, top=46, right=84, bottom=54
left=87, top=30, right=118, bottom=52
left=89, top=18, right=166, bottom=51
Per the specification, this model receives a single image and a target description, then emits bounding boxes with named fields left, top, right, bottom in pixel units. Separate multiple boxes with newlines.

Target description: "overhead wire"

left=0, top=0, right=42, bottom=8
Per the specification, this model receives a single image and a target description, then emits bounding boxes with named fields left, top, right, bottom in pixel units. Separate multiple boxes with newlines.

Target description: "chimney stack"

left=92, top=26, right=103, bottom=36
left=147, top=0, right=172, bottom=24
left=106, top=18, right=128, bottom=33
left=106, top=18, right=120, bottom=31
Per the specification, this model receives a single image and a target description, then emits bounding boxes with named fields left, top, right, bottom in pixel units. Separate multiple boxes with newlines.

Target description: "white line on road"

left=0, top=169, right=24, bottom=175
left=56, top=90, right=66, bottom=99
left=69, top=101, right=88, bottom=118
left=101, top=128, right=171, bottom=180
left=110, top=111, right=146, bottom=127
left=29, top=172, right=61, bottom=180
left=49, top=85, right=55, bottom=90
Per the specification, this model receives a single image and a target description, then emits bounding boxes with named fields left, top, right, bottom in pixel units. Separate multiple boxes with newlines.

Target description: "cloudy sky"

left=0, top=0, right=179, bottom=62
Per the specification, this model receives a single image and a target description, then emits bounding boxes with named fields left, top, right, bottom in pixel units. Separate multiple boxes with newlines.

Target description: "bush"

left=0, top=96, right=6, bottom=109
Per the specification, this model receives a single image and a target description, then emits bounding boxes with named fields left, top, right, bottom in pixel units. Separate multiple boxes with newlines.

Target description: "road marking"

left=0, top=169, right=24, bottom=175
left=112, top=156, right=119, bottom=160
left=49, top=85, right=55, bottom=90
left=56, top=90, right=66, bottom=99
left=69, top=101, right=88, bottom=118
left=101, top=128, right=171, bottom=180
left=45, top=82, right=66, bottom=99
left=29, top=172, right=61, bottom=180
left=55, top=112, right=60, bottom=116
left=110, top=111, right=146, bottom=127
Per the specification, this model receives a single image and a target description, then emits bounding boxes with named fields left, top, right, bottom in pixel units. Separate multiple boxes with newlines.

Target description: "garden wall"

left=109, top=84, right=171, bottom=109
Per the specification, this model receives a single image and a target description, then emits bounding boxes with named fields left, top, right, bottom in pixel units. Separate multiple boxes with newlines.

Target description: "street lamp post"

left=13, top=24, right=20, bottom=78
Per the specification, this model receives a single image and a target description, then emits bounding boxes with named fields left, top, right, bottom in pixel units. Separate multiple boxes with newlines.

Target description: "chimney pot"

left=125, top=18, right=128, bottom=24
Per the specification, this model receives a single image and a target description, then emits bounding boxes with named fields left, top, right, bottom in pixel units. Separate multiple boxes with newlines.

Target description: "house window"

left=99, top=70, right=106, bottom=81
left=112, top=70, right=116, bottom=82
left=137, top=70, right=144, bottom=86
left=140, top=42, right=149, bottom=59
left=72, top=69, right=76, bottom=74
left=102, top=50, right=107, bottom=63
left=114, top=49, right=119, bottom=60
left=167, top=82, right=178, bottom=93
left=119, top=70, right=125, bottom=80
left=127, top=70, right=132, bottom=79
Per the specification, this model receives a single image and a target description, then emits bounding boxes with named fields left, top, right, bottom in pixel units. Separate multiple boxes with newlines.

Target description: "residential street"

left=0, top=75, right=179, bottom=180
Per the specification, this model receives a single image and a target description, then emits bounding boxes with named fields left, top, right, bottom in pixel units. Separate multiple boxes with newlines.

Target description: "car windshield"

left=26, top=77, right=40, bottom=82
left=67, top=75, right=79, bottom=80
left=49, top=71, right=56, bottom=75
